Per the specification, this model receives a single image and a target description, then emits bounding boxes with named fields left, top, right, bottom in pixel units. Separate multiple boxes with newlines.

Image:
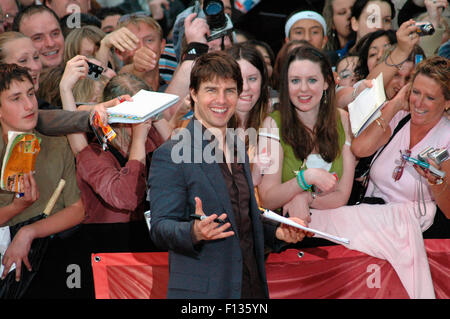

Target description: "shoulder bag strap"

left=369, top=114, right=411, bottom=169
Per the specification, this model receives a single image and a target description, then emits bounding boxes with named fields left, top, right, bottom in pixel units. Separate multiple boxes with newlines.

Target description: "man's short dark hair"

left=12, top=4, right=62, bottom=32
left=190, top=51, right=243, bottom=96
left=95, top=7, right=126, bottom=21
left=0, top=63, right=34, bottom=99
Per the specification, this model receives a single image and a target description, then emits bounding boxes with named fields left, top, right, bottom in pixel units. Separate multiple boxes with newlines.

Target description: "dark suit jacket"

left=148, top=119, right=283, bottom=299
left=36, top=109, right=91, bottom=136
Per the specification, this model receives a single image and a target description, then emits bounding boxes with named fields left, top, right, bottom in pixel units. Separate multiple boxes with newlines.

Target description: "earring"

left=332, top=29, right=337, bottom=39
left=323, top=90, right=328, bottom=104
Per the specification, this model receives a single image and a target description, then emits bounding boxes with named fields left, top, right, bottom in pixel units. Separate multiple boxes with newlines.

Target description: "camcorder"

left=203, top=0, right=233, bottom=42
left=87, top=61, right=104, bottom=81
left=415, top=22, right=435, bottom=36
left=418, top=147, right=449, bottom=165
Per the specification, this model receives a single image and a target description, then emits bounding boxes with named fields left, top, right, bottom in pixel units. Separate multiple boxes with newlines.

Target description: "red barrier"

left=92, top=252, right=169, bottom=299
left=92, top=239, right=449, bottom=299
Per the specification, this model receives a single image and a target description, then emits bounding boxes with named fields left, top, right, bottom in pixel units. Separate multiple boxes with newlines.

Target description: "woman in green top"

left=258, top=46, right=356, bottom=223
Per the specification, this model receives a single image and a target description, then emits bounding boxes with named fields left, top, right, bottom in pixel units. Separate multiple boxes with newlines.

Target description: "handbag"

left=348, top=114, right=411, bottom=205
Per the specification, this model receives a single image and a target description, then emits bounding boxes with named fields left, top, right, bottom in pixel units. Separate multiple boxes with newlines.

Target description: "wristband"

left=296, top=171, right=308, bottom=190
left=300, top=170, right=312, bottom=190
left=297, top=170, right=311, bottom=191
left=181, top=42, right=209, bottom=62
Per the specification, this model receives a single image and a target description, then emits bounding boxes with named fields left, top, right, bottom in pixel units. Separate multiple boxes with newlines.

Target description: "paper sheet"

left=261, top=209, right=350, bottom=245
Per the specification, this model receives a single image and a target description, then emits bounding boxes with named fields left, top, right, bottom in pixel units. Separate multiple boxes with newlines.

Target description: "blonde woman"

left=0, top=32, right=42, bottom=91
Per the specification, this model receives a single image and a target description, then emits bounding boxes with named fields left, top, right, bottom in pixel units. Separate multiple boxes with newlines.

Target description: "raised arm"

left=163, top=12, right=210, bottom=119
left=59, top=55, right=90, bottom=155
left=351, top=83, right=410, bottom=158
left=366, top=20, right=420, bottom=86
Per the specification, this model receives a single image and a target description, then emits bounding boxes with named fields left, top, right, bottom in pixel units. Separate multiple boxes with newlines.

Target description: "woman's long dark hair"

left=352, top=29, right=396, bottom=80
left=226, top=42, right=270, bottom=131
left=278, top=46, right=339, bottom=163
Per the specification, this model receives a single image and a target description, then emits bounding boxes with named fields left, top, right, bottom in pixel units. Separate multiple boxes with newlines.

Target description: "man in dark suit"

left=148, top=51, right=309, bottom=299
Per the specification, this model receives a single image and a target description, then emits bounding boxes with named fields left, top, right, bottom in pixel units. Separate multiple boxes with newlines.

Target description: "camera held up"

left=203, top=0, right=234, bottom=42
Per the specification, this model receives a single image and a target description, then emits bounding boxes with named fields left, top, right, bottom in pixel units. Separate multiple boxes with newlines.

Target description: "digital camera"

left=418, top=147, right=449, bottom=165
left=415, top=22, right=435, bottom=36
left=87, top=61, right=104, bottom=81
left=203, top=0, right=233, bottom=42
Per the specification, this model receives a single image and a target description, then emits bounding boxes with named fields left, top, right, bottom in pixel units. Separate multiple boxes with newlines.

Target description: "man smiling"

left=14, top=5, right=65, bottom=70
left=148, top=51, right=309, bottom=299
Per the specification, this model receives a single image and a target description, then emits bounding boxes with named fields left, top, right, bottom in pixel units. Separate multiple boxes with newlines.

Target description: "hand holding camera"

left=60, top=55, right=89, bottom=93
left=184, top=12, right=210, bottom=44
left=396, top=20, right=421, bottom=54
left=413, top=147, right=449, bottom=184
left=184, top=0, right=234, bottom=45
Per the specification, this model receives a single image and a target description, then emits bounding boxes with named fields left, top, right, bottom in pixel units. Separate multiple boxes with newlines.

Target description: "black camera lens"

left=204, top=0, right=226, bottom=30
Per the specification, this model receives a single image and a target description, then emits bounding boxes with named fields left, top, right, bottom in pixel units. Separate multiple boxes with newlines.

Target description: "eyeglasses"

left=392, top=149, right=411, bottom=181
left=118, top=11, right=151, bottom=24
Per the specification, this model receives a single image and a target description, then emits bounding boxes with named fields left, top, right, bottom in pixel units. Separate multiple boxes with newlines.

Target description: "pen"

left=15, top=193, right=24, bottom=199
left=402, top=155, right=446, bottom=178
left=189, top=214, right=226, bottom=225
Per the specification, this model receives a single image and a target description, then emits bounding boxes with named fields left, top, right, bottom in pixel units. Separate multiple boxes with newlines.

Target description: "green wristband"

left=297, top=170, right=309, bottom=191
left=300, top=170, right=312, bottom=190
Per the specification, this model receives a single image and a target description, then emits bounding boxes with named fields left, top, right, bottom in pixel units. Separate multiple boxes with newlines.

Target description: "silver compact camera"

left=428, top=148, right=449, bottom=165
left=418, top=147, right=449, bottom=165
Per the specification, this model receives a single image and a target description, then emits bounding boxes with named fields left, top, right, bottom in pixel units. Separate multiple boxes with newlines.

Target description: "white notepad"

left=348, top=73, right=386, bottom=137
left=107, top=89, right=180, bottom=124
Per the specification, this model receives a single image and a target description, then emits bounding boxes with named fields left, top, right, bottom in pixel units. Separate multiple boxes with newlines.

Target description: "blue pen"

left=15, top=193, right=24, bottom=198
left=402, top=155, right=446, bottom=178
